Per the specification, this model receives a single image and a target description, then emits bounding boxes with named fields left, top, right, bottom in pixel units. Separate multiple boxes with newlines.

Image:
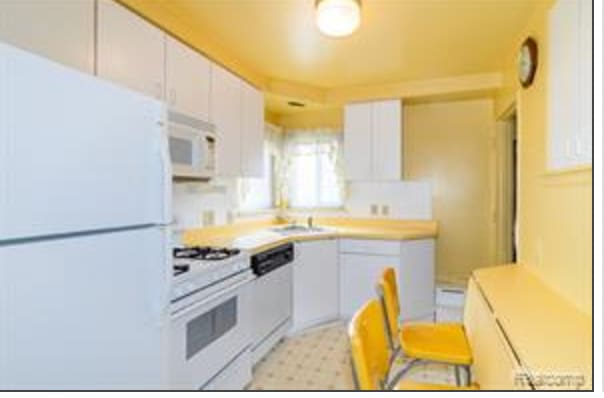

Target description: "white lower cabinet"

left=339, top=239, right=435, bottom=321
left=292, top=240, right=339, bottom=332
left=339, top=252, right=400, bottom=319
left=399, top=239, right=435, bottom=321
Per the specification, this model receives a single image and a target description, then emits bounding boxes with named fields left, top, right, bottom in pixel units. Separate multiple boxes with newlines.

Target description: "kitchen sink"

left=270, top=224, right=328, bottom=235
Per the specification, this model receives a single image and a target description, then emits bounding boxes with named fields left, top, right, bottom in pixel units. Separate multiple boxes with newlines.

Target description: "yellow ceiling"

left=146, top=0, right=538, bottom=87
left=119, top=0, right=540, bottom=115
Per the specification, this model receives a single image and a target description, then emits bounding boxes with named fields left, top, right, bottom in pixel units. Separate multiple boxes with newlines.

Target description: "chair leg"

left=465, top=365, right=472, bottom=385
left=454, top=366, right=461, bottom=386
left=386, top=358, right=422, bottom=390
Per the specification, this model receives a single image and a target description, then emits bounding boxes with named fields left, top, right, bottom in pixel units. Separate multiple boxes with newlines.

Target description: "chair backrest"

left=348, top=299, right=391, bottom=390
left=378, top=267, right=401, bottom=344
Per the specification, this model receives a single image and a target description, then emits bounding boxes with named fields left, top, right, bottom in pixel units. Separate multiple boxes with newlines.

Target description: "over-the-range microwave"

left=168, top=111, right=216, bottom=180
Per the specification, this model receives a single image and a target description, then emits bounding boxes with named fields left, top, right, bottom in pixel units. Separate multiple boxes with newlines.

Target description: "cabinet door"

left=344, top=102, right=373, bottom=180
left=293, top=240, right=339, bottom=331
left=240, top=82, right=265, bottom=177
left=165, top=36, right=211, bottom=120
left=210, top=64, right=242, bottom=176
left=97, top=0, right=165, bottom=99
left=339, top=253, right=400, bottom=319
left=464, top=279, right=525, bottom=390
left=399, top=239, right=435, bottom=321
left=372, top=100, right=402, bottom=180
left=0, top=0, right=94, bottom=73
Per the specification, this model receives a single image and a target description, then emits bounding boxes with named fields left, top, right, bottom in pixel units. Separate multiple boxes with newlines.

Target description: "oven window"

left=186, top=297, right=237, bottom=360
left=170, top=136, right=193, bottom=165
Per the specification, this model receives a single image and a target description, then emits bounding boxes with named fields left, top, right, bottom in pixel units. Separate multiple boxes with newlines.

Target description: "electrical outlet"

left=381, top=205, right=390, bottom=216
left=370, top=204, right=379, bottom=216
left=202, top=211, right=215, bottom=227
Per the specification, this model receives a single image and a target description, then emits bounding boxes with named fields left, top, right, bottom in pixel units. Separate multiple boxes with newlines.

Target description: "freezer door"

left=0, top=43, right=171, bottom=241
left=0, top=227, right=171, bottom=390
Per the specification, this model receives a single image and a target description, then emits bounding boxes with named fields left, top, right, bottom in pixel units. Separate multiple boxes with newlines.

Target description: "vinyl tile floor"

left=247, top=322, right=459, bottom=391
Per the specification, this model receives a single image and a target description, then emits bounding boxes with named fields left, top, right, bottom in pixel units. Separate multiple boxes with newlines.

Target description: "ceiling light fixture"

left=315, top=0, right=361, bottom=38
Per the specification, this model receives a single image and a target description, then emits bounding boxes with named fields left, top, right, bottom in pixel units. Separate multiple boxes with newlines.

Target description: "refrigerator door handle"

left=157, top=113, right=172, bottom=225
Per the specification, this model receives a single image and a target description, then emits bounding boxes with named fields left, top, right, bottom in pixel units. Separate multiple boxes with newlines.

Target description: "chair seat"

left=399, top=322, right=472, bottom=365
left=395, top=381, right=479, bottom=390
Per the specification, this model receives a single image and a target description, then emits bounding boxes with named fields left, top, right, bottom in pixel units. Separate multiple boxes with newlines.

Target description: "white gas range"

left=168, top=246, right=254, bottom=390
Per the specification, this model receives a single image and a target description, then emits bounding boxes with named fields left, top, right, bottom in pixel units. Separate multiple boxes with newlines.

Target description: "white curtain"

left=282, top=128, right=344, bottom=209
left=238, top=124, right=283, bottom=211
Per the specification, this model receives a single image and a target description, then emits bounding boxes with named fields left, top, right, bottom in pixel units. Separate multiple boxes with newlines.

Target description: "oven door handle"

left=171, top=275, right=253, bottom=320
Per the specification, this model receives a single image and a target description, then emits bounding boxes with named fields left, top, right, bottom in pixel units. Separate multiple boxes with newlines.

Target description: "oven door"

left=169, top=276, right=252, bottom=390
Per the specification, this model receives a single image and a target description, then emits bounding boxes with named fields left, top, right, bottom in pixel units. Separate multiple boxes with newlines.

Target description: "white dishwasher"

left=250, top=243, right=294, bottom=364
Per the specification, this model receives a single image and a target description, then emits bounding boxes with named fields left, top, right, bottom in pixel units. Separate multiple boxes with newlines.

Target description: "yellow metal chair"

left=377, top=267, right=473, bottom=386
left=348, top=299, right=478, bottom=390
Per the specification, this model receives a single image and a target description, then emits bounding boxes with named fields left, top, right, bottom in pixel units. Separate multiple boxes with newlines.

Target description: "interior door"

left=0, top=44, right=169, bottom=241
left=0, top=227, right=170, bottom=389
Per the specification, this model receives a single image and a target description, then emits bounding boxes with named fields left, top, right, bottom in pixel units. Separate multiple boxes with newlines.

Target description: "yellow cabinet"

left=464, top=278, right=529, bottom=390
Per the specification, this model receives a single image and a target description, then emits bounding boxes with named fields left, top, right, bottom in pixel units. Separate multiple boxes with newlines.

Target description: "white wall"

left=345, top=181, right=432, bottom=220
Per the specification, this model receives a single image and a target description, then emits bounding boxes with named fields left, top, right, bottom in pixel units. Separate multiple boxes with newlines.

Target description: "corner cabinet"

left=292, top=240, right=339, bottom=332
left=344, top=99, right=403, bottom=181
left=97, top=0, right=165, bottom=100
left=0, top=0, right=95, bottom=74
left=210, top=63, right=265, bottom=178
left=339, top=239, right=434, bottom=321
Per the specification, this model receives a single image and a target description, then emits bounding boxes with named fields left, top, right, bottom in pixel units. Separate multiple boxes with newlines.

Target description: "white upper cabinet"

left=372, top=100, right=402, bottom=180
left=548, top=0, right=592, bottom=169
left=97, top=0, right=165, bottom=100
left=165, top=36, right=211, bottom=120
left=240, top=82, right=265, bottom=177
left=211, top=63, right=242, bottom=177
left=0, top=0, right=94, bottom=73
left=344, top=99, right=403, bottom=181
left=344, top=102, right=373, bottom=180
left=211, top=63, right=265, bottom=177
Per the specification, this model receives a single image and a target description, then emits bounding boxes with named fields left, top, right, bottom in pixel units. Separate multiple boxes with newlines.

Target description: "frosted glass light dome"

left=316, top=0, right=361, bottom=38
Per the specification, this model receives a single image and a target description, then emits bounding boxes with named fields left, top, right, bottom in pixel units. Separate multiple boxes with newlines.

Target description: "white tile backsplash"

left=171, top=179, right=237, bottom=231
left=345, top=181, right=432, bottom=219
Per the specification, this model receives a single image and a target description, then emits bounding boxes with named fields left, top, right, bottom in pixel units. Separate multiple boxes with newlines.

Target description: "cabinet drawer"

left=339, top=239, right=401, bottom=256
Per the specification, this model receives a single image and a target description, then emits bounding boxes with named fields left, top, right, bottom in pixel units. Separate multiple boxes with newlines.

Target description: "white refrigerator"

left=0, top=43, right=172, bottom=389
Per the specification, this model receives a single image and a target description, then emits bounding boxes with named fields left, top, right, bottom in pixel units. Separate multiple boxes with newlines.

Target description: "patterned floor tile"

left=248, top=322, right=459, bottom=391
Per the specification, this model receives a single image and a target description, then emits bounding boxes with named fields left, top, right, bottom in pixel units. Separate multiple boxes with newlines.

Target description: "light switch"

left=381, top=205, right=390, bottom=216
left=370, top=204, right=379, bottom=216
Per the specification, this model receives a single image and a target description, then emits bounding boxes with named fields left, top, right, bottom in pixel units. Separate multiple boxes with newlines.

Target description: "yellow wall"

left=275, top=108, right=343, bottom=130
left=495, top=0, right=592, bottom=315
left=404, top=99, right=496, bottom=284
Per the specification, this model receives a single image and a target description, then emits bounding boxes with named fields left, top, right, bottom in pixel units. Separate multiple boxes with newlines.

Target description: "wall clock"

left=517, top=37, right=538, bottom=88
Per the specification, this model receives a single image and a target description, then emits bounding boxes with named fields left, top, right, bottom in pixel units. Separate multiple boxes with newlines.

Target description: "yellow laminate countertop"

left=183, top=217, right=438, bottom=254
left=473, top=264, right=592, bottom=390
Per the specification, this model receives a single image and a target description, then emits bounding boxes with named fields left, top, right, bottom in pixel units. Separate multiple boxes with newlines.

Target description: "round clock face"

left=517, top=37, right=538, bottom=88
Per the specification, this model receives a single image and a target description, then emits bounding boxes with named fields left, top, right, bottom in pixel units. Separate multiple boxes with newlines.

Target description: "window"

left=237, top=126, right=344, bottom=211
left=284, top=130, right=344, bottom=209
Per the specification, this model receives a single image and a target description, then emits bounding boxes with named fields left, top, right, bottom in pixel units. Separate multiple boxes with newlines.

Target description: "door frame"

left=494, top=104, right=518, bottom=264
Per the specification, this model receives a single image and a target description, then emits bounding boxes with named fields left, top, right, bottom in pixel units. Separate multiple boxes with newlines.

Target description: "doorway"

left=495, top=107, right=518, bottom=264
